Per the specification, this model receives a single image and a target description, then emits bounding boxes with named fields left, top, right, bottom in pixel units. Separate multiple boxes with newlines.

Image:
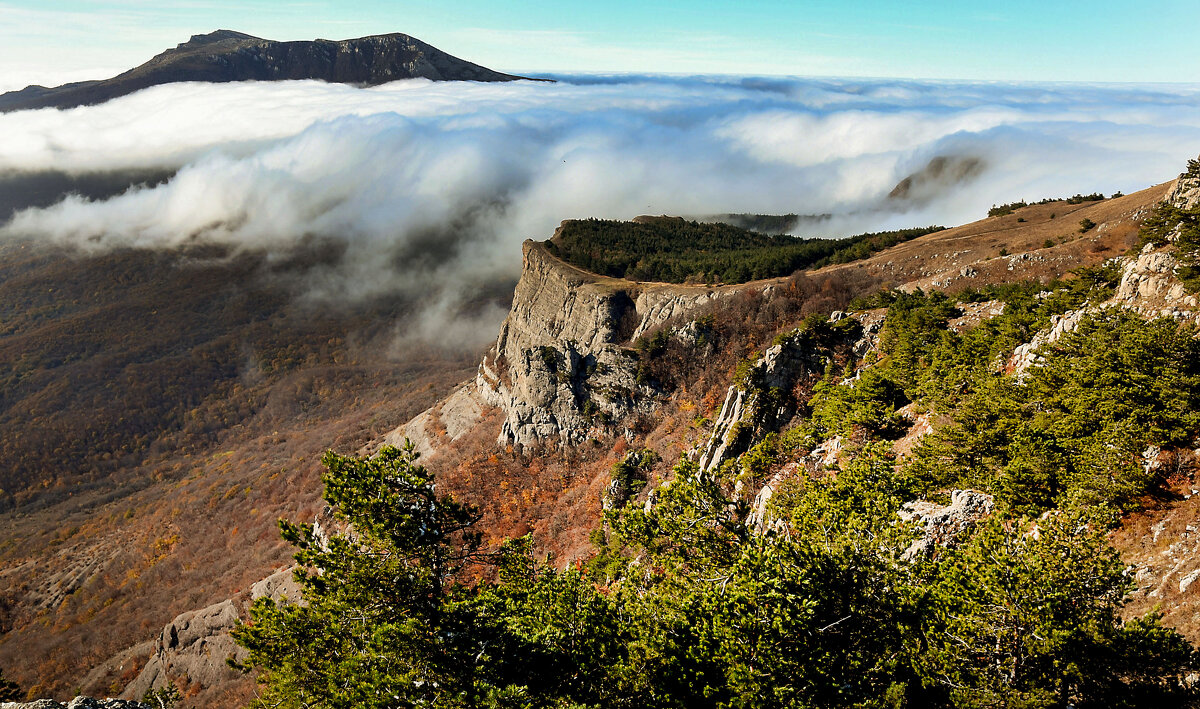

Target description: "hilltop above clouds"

left=0, top=29, right=534, bottom=113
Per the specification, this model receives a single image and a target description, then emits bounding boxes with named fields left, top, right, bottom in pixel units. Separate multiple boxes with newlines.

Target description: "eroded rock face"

left=898, top=490, right=995, bottom=560
left=478, top=240, right=726, bottom=450
left=698, top=331, right=823, bottom=472
left=121, top=561, right=307, bottom=699
left=123, top=600, right=244, bottom=700
left=1008, top=307, right=1090, bottom=377
left=745, top=464, right=799, bottom=535
left=1115, top=247, right=1190, bottom=304
left=1167, top=159, right=1200, bottom=211
left=250, top=566, right=301, bottom=603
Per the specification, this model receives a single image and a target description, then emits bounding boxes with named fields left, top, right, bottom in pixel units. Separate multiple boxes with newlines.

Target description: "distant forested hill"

left=548, top=216, right=943, bottom=284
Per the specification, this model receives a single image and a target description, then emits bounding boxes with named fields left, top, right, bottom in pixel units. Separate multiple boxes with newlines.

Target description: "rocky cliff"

left=386, top=238, right=738, bottom=454
left=0, top=30, right=534, bottom=113
left=697, top=329, right=829, bottom=473
left=479, top=241, right=731, bottom=450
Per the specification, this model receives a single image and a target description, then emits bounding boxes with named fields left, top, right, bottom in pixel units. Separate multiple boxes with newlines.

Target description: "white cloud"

left=2, top=74, right=1198, bottom=343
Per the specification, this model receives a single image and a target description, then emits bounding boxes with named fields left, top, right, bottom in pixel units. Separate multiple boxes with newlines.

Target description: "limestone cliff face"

left=1166, top=163, right=1200, bottom=211
left=698, top=332, right=824, bottom=473
left=476, top=240, right=726, bottom=450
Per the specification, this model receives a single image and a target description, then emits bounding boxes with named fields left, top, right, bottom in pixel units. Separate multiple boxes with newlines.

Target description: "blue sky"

left=1, top=0, right=1199, bottom=89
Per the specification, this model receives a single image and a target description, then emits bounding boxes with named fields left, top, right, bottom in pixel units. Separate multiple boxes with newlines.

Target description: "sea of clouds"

left=1, top=74, right=1198, bottom=345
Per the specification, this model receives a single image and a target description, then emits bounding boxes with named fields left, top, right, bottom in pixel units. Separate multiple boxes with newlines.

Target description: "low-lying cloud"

left=2, top=75, right=1198, bottom=346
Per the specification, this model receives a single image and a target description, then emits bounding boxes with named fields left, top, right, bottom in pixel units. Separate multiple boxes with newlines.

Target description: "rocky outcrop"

left=249, top=566, right=301, bottom=603
left=121, top=562, right=303, bottom=700
left=698, top=329, right=825, bottom=472
left=121, top=563, right=304, bottom=701
left=745, top=465, right=798, bottom=535
left=123, top=600, right=244, bottom=700
left=1112, top=245, right=1199, bottom=319
left=477, top=240, right=729, bottom=450
left=382, top=384, right=490, bottom=460
left=601, top=449, right=657, bottom=510
left=1011, top=228, right=1200, bottom=377
left=1166, top=159, right=1200, bottom=211
left=947, top=300, right=1006, bottom=332
left=1008, top=307, right=1090, bottom=377
left=898, top=489, right=995, bottom=560
left=1, top=699, right=147, bottom=709
left=0, top=30, right=533, bottom=113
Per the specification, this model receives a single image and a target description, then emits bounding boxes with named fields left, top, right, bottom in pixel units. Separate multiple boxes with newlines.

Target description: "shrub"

left=989, top=201, right=1028, bottom=217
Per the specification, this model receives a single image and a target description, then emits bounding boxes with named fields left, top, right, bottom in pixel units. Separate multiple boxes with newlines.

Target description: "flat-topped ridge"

left=0, top=30, right=539, bottom=113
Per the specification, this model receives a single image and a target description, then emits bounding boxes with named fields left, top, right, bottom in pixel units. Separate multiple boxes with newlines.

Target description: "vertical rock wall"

left=477, top=240, right=727, bottom=450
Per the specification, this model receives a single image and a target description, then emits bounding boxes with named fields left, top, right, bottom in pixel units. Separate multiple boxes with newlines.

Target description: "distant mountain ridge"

left=0, top=30, right=537, bottom=113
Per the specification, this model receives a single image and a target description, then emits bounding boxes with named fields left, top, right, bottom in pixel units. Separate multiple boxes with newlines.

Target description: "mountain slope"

left=0, top=30, right=533, bottom=113
left=210, top=162, right=1200, bottom=707
left=0, top=173, right=1178, bottom=704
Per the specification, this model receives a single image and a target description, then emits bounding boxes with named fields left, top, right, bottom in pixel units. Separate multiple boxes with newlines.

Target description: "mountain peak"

left=0, top=30, right=540, bottom=113
left=180, top=29, right=259, bottom=47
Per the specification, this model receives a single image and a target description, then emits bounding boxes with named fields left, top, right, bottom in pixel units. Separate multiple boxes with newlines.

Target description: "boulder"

left=122, top=600, right=244, bottom=700
left=898, top=489, right=995, bottom=560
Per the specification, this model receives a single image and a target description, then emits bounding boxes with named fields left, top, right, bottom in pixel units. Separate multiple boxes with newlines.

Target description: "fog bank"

left=2, top=75, right=1197, bottom=344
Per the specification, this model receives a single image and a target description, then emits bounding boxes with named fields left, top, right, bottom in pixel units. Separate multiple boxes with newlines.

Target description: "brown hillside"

left=416, top=182, right=1172, bottom=570
left=825, top=182, right=1168, bottom=292
left=0, top=179, right=1173, bottom=705
left=0, top=241, right=483, bottom=701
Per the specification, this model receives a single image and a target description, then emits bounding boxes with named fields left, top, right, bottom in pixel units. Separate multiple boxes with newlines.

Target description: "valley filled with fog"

left=2, top=74, right=1197, bottom=344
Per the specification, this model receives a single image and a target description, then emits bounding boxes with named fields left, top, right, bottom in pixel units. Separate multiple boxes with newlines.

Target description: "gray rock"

left=1009, top=308, right=1089, bottom=377
left=250, top=566, right=301, bottom=603
left=1167, top=157, right=1200, bottom=211
left=698, top=330, right=822, bottom=472
left=745, top=465, right=799, bottom=535
left=382, top=384, right=488, bottom=461
left=899, top=489, right=995, bottom=560
left=122, top=600, right=244, bottom=700
left=477, top=240, right=729, bottom=450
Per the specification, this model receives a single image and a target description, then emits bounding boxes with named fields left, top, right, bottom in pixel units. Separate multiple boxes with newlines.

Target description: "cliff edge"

left=384, top=238, right=745, bottom=454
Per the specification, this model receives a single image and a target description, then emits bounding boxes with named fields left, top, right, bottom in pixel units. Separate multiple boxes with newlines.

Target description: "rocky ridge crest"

left=0, top=30, right=532, bottom=113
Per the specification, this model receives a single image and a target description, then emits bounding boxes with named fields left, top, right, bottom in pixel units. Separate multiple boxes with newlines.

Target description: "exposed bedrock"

left=475, top=240, right=731, bottom=450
